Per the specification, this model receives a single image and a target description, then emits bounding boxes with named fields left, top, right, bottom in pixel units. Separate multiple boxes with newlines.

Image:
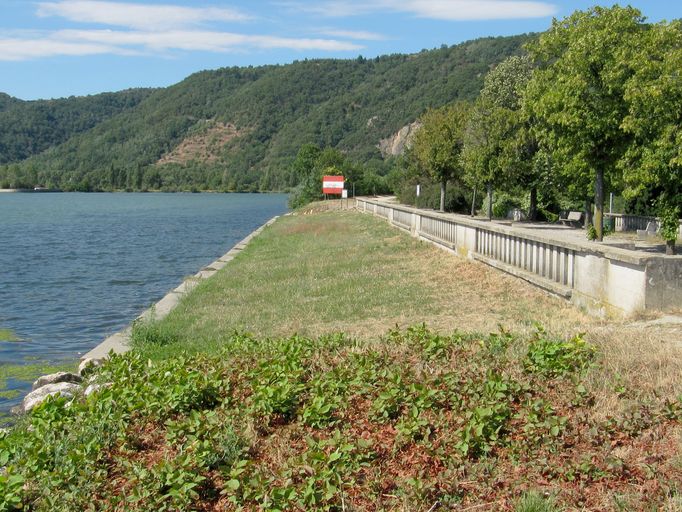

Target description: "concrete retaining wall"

left=356, top=198, right=682, bottom=317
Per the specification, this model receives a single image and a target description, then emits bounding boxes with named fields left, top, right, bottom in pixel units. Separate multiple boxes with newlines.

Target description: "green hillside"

left=0, top=34, right=532, bottom=191
left=0, top=93, right=21, bottom=112
left=0, top=89, right=154, bottom=165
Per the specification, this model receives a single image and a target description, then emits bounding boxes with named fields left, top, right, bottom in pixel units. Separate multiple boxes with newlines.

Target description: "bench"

left=636, top=221, right=659, bottom=239
left=559, top=211, right=583, bottom=228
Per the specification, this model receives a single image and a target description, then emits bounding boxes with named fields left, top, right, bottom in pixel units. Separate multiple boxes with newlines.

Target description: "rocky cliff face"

left=377, top=121, right=421, bottom=158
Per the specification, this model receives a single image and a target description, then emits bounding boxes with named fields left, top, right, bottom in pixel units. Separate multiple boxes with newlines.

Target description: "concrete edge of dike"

left=80, top=215, right=281, bottom=364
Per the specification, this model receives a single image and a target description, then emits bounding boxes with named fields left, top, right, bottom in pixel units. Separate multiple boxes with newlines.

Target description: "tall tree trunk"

left=529, top=186, right=538, bottom=221
left=595, top=168, right=604, bottom=241
left=440, top=179, right=446, bottom=212
left=487, top=182, right=493, bottom=220
left=471, top=186, right=477, bottom=217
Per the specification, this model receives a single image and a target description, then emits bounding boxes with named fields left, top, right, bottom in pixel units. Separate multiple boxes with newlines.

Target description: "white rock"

left=32, top=372, right=82, bottom=391
left=78, top=358, right=103, bottom=376
left=21, top=382, right=82, bottom=413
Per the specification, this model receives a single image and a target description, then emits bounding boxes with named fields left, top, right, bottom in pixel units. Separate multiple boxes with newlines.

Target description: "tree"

left=463, top=55, right=537, bottom=220
left=292, top=143, right=321, bottom=181
left=410, top=102, right=470, bottom=212
left=620, top=20, right=682, bottom=254
left=462, top=104, right=517, bottom=219
left=524, top=6, right=644, bottom=240
left=486, top=55, right=545, bottom=220
left=480, top=55, right=533, bottom=111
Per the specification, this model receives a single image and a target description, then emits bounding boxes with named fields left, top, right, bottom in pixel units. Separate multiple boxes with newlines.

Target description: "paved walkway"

left=375, top=196, right=669, bottom=257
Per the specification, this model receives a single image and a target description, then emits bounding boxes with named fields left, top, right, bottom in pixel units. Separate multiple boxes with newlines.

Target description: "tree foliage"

left=460, top=55, right=537, bottom=218
left=0, top=89, right=153, bottom=165
left=524, top=5, right=645, bottom=239
left=620, top=20, right=682, bottom=222
left=287, top=144, right=391, bottom=208
left=479, top=55, right=533, bottom=111
left=410, top=102, right=470, bottom=211
left=461, top=105, right=516, bottom=193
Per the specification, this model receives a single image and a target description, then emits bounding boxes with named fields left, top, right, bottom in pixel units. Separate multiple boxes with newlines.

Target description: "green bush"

left=659, top=203, right=680, bottom=243
left=524, top=332, right=595, bottom=377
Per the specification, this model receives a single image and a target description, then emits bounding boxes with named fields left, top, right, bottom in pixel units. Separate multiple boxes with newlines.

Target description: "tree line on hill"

left=0, top=89, right=154, bottom=165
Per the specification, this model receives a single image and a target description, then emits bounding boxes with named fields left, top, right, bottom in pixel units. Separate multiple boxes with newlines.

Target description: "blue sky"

left=1, top=0, right=680, bottom=100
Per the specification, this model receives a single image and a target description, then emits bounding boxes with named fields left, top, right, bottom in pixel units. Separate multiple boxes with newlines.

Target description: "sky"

left=1, top=0, right=680, bottom=100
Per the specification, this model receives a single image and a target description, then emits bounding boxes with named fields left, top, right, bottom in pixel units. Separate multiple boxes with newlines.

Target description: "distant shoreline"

left=0, top=189, right=287, bottom=194
left=0, top=188, right=62, bottom=193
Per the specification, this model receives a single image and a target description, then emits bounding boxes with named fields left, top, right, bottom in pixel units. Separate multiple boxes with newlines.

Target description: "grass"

left=515, top=492, right=560, bottom=512
left=2, top=207, right=681, bottom=511
left=133, top=210, right=588, bottom=359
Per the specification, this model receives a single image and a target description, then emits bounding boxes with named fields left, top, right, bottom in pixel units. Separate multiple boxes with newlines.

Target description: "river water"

left=0, top=192, right=288, bottom=412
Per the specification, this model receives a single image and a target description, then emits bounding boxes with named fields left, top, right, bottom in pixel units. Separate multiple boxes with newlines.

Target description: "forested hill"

left=0, top=93, right=21, bottom=112
left=0, top=89, right=154, bottom=164
left=0, top=34, right=532, bottom=192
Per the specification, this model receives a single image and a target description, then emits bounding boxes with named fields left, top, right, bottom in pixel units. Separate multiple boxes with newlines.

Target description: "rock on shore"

left=18, top=382, right=82, bottom=413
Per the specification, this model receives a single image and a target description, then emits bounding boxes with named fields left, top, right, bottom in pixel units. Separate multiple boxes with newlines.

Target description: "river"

left=0, top=192, right=288, bottom=413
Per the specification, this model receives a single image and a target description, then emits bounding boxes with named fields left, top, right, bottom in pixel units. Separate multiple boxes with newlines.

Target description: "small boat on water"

left=32, top=187, right=62, bottom=192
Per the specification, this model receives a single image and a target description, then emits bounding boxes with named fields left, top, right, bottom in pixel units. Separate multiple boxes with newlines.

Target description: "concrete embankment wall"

left=356, top=198, right=682, bottom=318
left=81, top=216, right=280, bottom=362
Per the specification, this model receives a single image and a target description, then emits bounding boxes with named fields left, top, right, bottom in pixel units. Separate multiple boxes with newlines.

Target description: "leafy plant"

left=2, top=325, right=680, bottom=509
left=659, top=203, right=680, bottom=254
left=0, top=466, right=24, bottom=511
left=524, top=333, right=595, bottom=377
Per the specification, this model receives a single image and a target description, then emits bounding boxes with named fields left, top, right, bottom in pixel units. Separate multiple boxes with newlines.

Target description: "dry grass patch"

left=585, top=323, right=682, bottom=420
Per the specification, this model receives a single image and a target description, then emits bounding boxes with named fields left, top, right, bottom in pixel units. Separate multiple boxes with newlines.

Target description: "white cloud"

left=0, top=29, right=363, bottom=61
left=58, top=29, right=364, bottom=52
left=317, top=29, right=387, bottom=40
left=0, top=37, right=132, bottom=61
left=37, top=1, right=251, bottom=31
left=286, top=0, right=557, bottom=20
left=3, top=1, right=362, bottom=61
left=276, top=1, right=377, bottom=17
left=396, top=0, right=557, bottom=20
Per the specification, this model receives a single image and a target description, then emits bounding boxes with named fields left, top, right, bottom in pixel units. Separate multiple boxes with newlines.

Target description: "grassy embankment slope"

left=2, top=208, right=681, bottom=511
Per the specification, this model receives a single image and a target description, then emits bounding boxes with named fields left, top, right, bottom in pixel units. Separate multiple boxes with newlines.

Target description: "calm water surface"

left=0, top=192, right=288, bottom=411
